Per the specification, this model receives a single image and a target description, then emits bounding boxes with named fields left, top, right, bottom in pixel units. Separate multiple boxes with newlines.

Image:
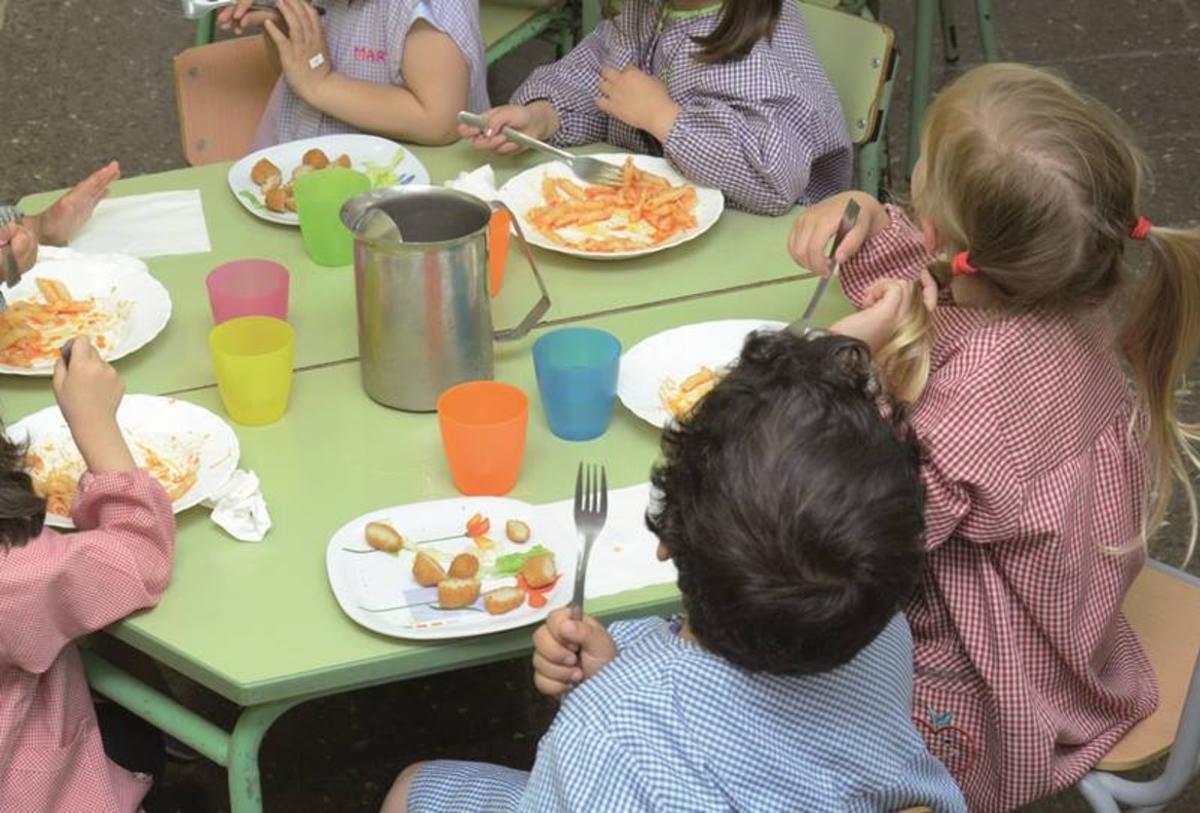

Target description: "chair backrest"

left=173, top=35, right=280, bottom=166
left=798, top=1, right=896, bottom=146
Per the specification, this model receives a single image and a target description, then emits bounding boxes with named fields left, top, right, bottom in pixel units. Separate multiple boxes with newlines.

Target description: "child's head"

left=912, top=62, right=1200, bottom=554
left=647, top=331, right=926, bottom=676
left=0, top=426, right=46, bottom=548
left=692, top=0, right=783, bottom=64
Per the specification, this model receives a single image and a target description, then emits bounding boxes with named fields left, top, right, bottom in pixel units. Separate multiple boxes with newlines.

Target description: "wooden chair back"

left=173, top=35, right=280, bottom=166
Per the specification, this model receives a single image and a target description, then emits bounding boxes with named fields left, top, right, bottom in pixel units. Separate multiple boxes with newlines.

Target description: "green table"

left=17, top=156, right=853, bottom=813
left=11, top=144, right=810, bottom=422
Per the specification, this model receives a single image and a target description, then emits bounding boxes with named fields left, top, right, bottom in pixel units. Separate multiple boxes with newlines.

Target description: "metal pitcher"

left=341, top=187, right=550, bottom=411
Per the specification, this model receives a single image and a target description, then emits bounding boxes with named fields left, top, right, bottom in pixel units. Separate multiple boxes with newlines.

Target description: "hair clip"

left=950, top=251, right=977, bottom=276
left=1130, top=216, right=1153, bottom=241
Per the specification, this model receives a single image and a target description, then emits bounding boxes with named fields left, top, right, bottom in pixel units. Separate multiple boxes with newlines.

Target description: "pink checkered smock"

left=256, top=0, right=489, bottom=146
left=840, top=205, right=1160, bottom=812
left=0, top=472, right=174, bottom=813
left=511, top=0, right=851, bottom=215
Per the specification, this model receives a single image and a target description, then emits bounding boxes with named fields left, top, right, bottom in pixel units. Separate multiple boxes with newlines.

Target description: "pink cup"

left=206, top=260, right=290, bottom=324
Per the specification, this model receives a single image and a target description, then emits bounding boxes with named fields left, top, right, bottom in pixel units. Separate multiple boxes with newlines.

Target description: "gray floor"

left=2, top=1, right=1200, bottom=810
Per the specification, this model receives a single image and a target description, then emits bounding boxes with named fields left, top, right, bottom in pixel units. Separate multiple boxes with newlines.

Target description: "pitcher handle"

left=491, top=201, right=551, bottom=342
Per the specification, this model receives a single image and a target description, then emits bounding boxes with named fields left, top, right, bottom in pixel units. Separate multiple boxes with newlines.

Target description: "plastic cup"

left=206, top=259, right=290, bottom=324
left=533, top=327, right=621, bottom=441
left=293, top=168, right=370, bottom=267
left=209, top=316, right=296, bottom=426
left=437, top=381, right=528, bottom=495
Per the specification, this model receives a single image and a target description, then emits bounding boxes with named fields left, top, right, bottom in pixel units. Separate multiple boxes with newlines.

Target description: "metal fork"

left=789, top=198, right=861, bottom=337
left=458, top=112, right=624, bottom=188
left=570, top=463, right=609, bottom=621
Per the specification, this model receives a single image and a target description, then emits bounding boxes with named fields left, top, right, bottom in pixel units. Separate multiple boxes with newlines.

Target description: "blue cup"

left=533, top=327, right=622, bottom=441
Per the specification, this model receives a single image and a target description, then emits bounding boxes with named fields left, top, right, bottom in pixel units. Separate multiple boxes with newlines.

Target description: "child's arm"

left=789, top=192, right=933, bottom=309
left=645, top=55, right=850, bottom=216
left=531, top=609, right=617, bottom=696
left=520, top=714, right=658, bottom=810
left=265, top=0, right=467, bottom=144
left=502, top=14, right=640, bottom=147
left=0, top=339, right=174, bottom=674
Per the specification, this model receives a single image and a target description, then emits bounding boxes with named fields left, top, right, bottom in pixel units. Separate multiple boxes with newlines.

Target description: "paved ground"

left=2, top=1, right=1199, bottom=810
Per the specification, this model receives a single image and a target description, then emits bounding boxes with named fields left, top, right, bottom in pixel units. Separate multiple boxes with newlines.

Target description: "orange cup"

left=437, top=381, right=528, bottom=495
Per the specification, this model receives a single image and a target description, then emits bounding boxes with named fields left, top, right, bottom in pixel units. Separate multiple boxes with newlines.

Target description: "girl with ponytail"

left=788, top=63, right=1200, bottom=811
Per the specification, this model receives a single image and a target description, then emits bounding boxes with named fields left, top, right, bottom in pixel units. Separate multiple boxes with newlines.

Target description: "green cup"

left=293, top=168, right=370, bottom=267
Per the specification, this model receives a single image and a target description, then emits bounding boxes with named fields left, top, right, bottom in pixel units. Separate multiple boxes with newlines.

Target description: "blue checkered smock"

left=408, top=614, right=967, bottom=812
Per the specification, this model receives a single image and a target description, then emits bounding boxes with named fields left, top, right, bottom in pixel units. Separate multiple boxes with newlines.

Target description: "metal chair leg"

left=938, top=0, right=960, bottom=63
left=1079, top=773, right=1122, bottom=813
left=195, top=12, right=215, bottom=47
left=907, top=0, right=936, bottom=176
left=974, top=0, right=999, bottom=61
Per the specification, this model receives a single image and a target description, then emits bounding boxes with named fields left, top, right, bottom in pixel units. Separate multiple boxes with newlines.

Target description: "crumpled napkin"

left=444, top=165, right=500, bottom=202
left=203, top=470, right=271, bottom=542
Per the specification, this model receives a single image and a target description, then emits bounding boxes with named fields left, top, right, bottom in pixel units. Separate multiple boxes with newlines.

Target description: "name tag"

left=353, top=46, right=387, bottom=64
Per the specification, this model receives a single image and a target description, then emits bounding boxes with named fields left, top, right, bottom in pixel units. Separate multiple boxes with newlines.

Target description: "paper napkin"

left=203, top=469, right=271, bottom=542
left=444, top=165, right=500, bottom=202
left=70, top=190, right=212, bottom=258
left=535, top=483, right=677, bottom=600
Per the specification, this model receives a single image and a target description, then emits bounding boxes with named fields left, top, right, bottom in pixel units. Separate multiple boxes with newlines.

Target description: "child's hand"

left=458, top=103, right=560, bottom=154
left=264, top=0, right=332, bottom=106
left=0, top=222, right=38, bottom=279
left=829, top=273, right=938, bottom=354
left=33, top=161, right=120, bottom=247
left=218, top=0, right=281, bottom=33
left=531, top=609, right=617, bottom=696
left=52, top=337, right=136, bottom=474
left=596, top=66, right=681, bottom=142
left=788, top=191, right=890, bottom=276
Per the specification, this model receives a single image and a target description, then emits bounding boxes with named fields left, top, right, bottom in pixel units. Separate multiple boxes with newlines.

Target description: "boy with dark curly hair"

left=386, top=331, right=966, bottom=812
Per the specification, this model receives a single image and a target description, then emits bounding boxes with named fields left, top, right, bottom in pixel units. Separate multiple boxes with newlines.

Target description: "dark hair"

left=647, top=331, right=926, bottom=675
left=692, top=0, right=783, bottom=64
left=0, top=422, right=46, bottom=548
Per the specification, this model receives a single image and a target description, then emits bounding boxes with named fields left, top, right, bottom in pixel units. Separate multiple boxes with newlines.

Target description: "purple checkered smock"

left=511, top=0, right=852, bottom=215
left=255, top=0, right=489, bottom=146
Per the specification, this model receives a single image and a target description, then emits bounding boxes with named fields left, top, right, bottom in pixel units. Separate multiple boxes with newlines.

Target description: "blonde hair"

left=910, top=63, right=1200, bottom=557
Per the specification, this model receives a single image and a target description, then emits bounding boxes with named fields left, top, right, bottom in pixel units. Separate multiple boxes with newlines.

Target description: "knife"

left=788, top=199, right=861, bottom=336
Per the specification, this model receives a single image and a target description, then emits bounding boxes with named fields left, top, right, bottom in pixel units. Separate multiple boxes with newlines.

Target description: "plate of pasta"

left=7, top=395, right=240, bottom=529
left=617, top=319, right=785, bottom=427
left=499, top=154, right=724, bottom=259
left=0, top=248, right=171, bottom=375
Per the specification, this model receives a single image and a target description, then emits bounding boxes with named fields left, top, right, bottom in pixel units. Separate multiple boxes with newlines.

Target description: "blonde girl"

left=788, top=63, right=1200, bottom=811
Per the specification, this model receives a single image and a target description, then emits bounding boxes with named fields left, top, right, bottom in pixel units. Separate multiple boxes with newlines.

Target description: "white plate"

left=499, top=153, right=725, bottom=260
left=0, top=248, right=171, bottom=376
left=228, top=134, right=431, bottom=226
left=326, top=497, right=577, bottom=641
left=618, top=319, right=786, bottom=428
left=7, top=394, right=240, bottom=529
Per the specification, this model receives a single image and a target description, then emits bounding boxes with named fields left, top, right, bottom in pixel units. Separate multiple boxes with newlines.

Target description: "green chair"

left=810, top=0, right=997, bottom=175
left=798, top=2, right=897, bottom=197
left=482, top=0, right=574, bottom=65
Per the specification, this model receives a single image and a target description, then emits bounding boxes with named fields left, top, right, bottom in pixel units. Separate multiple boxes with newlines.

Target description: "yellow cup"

left=209, top=316, right=295, bottom=426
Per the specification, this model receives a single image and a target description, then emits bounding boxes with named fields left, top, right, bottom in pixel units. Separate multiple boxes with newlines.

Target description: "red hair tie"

left=1130, top=216, right=1153, bottom=241
left=950, top=251, right=977, bottom=276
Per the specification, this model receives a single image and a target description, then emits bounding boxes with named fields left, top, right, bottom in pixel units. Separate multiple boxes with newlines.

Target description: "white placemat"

left=70, top=190, right=212, bottom=258
left=535, top=483, right=677, bottom=600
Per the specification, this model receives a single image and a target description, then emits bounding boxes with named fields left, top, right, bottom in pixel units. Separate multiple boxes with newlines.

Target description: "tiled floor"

left=2, top=1, right=1199, bottom=810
